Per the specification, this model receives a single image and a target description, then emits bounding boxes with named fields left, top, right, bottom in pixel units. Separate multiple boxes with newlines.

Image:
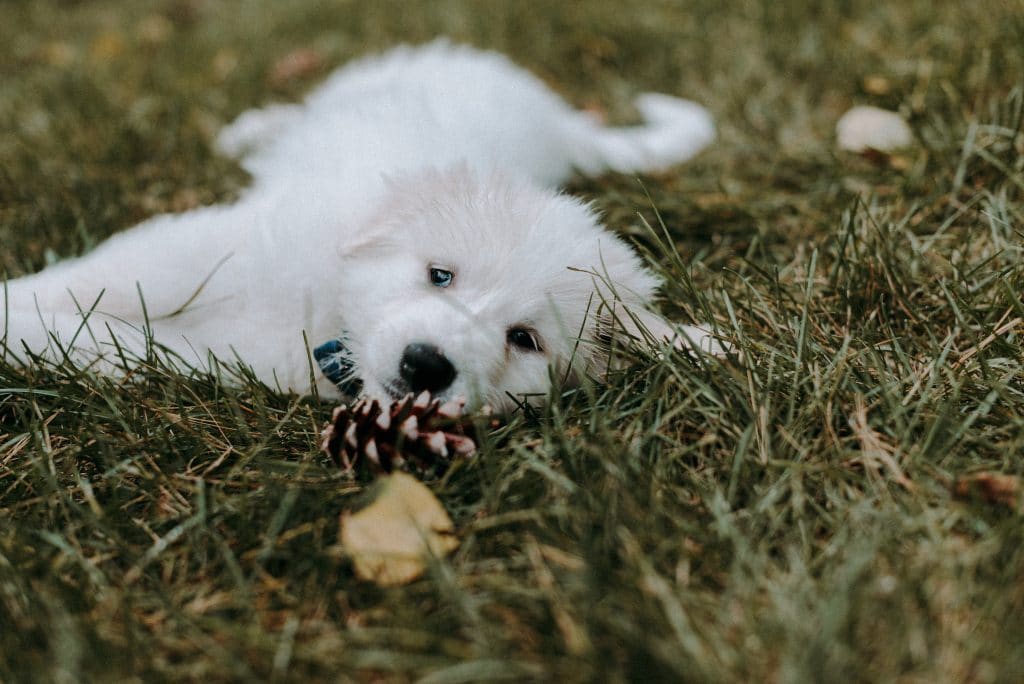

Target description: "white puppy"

left=1, top=40, right=716, bottom=411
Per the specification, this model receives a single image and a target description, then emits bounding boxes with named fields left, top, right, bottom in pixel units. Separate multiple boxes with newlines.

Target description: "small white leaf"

left=836, top=106, right=913, bottom=153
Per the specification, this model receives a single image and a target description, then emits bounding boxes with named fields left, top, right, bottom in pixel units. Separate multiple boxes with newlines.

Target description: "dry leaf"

left=836, top=105, right=913, bottom=153
left=268, top=48, right=325, bottom=88
left=212, top=49, right=239, bottom=81
left=340, top=472, right=459, bottom=586
left=90, top=31, right=125, bottom=61
left=846, top=398, right=914, bottom=491
left=137, top=15, right=174, bottom=45
left=41, top=41, right=76, bottom=67
left=953, top=472, right=1022, bottom=512
left=862, top=75, right=892, bottom=95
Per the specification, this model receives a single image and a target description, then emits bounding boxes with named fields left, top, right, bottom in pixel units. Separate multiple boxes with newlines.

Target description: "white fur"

left=1, top=40, right=717, bottom=411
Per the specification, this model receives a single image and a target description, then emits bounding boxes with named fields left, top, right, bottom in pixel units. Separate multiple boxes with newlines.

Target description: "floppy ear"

left=336, top=230, right=395, bottom=261
left=335, top=196, right=403, bottom=260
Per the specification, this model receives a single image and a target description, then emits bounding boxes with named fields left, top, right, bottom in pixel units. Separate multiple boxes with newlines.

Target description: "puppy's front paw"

left=671, top=323, right=728, bottom=358
left=607, top=302, right=727, bottom=358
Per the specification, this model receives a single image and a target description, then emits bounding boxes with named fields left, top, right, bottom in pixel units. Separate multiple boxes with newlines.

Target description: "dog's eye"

left=507, top=327, right=542, bottom=352
left=429, top=267, right=454, bottom=288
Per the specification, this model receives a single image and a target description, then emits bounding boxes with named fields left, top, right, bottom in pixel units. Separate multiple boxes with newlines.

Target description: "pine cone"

left=321, top=391, right=478, bottom=476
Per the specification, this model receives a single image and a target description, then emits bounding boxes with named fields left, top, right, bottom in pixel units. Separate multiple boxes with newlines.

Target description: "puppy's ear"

left=599, top=300, right=725, bottom=358
left=336, top=232, right=394, bottom=261
left=335, top=170, right=432, bottom=260
left=334, top=210, right=398, bottom=260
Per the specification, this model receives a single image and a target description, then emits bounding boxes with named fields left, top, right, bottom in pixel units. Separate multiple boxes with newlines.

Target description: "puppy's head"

left=335, top=166, right=672, bottom=412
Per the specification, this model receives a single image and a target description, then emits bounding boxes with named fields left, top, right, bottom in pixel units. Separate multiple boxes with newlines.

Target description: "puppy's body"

left=2, top=41, right=715, bottom=410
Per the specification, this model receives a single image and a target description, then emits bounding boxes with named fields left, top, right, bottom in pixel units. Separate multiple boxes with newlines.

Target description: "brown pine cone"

left=321, top=391, right=478, bottom=476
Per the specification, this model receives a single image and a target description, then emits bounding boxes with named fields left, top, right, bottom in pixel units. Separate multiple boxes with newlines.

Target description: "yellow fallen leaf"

left=862, top=75, right=892, bottom=95
left=90, top=31, right=125, bottom=62
left=340, top=472, right=459, bottom=586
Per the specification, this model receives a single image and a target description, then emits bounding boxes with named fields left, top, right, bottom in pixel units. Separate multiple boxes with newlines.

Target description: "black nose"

left=399, top=343, right=457, bottom=394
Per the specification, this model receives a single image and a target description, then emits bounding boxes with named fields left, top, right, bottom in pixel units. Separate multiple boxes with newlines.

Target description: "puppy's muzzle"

left=399, top=343, right=457, bottom=394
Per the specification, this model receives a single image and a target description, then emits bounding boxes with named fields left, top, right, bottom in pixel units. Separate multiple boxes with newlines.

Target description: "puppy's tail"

left=569, top=94, right=715, bottom=176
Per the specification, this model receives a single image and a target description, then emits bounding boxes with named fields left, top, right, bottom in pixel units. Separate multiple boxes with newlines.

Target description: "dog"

left=1, top=40, right=717, bottom=412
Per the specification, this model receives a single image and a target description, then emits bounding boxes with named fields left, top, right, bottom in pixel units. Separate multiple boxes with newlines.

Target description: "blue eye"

left=429, top=267, right=454, bottom=288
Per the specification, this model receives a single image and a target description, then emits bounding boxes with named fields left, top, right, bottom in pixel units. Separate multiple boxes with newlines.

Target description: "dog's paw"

left=640, top=315, right=727, bottom=358
left=606, top=302, right=727, bottom=358
left=671, top=323, right=728, bottom=358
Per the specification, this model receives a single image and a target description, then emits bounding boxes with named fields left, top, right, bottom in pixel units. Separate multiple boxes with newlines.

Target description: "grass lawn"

left=2, top=0, right=1024, bottom=681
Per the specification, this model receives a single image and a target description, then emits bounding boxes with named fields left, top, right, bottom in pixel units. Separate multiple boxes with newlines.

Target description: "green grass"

left=3, top=0, right=1024, bottom=681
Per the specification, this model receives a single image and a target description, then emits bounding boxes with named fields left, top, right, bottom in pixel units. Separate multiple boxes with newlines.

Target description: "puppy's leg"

left=2, top=291, right=246, bottom=378
left=607, top=302, right=726, bottom=357
left=1, top=202, right=250, bottom=375
left=4, top=206, right=243, bottom=320
left=1, top=306, right=153, bottom=373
